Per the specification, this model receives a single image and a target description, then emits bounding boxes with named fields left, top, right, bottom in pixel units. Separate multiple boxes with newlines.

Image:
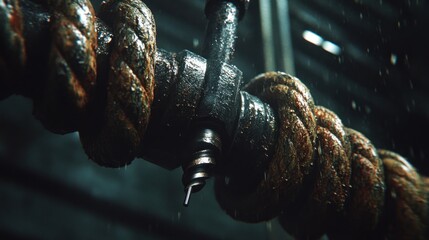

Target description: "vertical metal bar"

left=182, top=0, right=244, bottom=206
left=202, top=1, right=239, bottom=63
left=276, top=0, right=295, bottom=75
left=259, top=0, right=276, bottom=72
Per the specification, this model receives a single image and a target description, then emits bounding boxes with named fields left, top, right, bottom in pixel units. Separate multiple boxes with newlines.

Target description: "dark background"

left=1, top=0, right=428, bottom=239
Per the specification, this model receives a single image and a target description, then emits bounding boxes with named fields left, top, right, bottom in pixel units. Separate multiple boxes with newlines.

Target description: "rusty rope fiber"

left=1, top=0, right=428, bottom=239
left=0, top=0, right=156, bottom=167
left=215, top=72, right=429, bottom=239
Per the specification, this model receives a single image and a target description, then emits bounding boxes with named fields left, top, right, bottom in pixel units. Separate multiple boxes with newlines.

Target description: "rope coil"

left=0, top=0, right=156, bottom=167
left=215, top=72, right=427, bottom=239
left=79, top=0, right=156, bottom=167
left=33, top=0, right=98, bottom=133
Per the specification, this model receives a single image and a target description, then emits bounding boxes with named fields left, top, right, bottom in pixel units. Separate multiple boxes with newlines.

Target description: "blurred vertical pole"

left=259, top=0, right=275, bottom=72
left=276, top=0, right=295, bottom=75
left=259, top=0, right=295, bottom=75
left=259, top=2, right=275, bottom=238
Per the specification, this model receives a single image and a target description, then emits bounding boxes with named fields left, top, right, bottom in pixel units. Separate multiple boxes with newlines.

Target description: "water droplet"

left=351, top=100, right=357, bottom=110
left=192, top=38, right=199, bottom=48
left=390, top=53, right=397, bottom=65
left=225, top=177, right=230, bottom=185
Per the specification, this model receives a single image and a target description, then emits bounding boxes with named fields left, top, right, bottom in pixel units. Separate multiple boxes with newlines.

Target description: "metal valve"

left=182, top=127, right=221, bottom=206
left=181, top=0, right=246, bottom=206
left=0, top=0, right=278, bottom=209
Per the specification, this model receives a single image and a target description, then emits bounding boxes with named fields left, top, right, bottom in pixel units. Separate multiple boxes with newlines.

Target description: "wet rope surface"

left=33, top=0, right=98, bottom=133
left=1, top=1, right=428, bottom=239
left=79, top=0, right=156, bottom=167
left=1, top=0, right=156, bottom=167
left=215, top=72, right=428, bottom=239
left=0, top=0, right=26, bottom=99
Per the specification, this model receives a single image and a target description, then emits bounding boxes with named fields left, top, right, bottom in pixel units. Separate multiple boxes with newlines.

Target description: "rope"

left=1, top=1, right=428, bottom=239
left=0, top=0, right=156, bottom=167
left=79, top=0, right=156, bottom=167
left=0, top=0, right=26, bottom=99
left=215, top=72, right=428, bottom=239
left=32, top=0, right=98, bottom=133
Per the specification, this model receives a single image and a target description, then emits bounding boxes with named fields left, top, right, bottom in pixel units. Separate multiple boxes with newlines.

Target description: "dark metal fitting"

left=224, top=91, right=278, bottom=193
left=203, top=1, right=239, bottom=62
left=182, top=149, right=217, bottom=191
left=182, top=128, right=222, bottom=206
left=142, top=49, right=244, bottom=170
left=205, top=0, right=250, bottom=20
left=181, top=0, right=244, bottom=206
left=142, top=50, right=207, bottom=170
left=197, top=63, right=242, bottom=137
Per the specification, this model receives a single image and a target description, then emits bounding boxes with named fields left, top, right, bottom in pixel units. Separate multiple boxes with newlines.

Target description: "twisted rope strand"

left=79, top=0, right=156, bottom=167
left=0, top=0, right=156, bottom=167
left=215, top=72, right=427, bottom=239
left=0, top=0, right=26, bottom=99
left=33, top=0, right=98, bottom=133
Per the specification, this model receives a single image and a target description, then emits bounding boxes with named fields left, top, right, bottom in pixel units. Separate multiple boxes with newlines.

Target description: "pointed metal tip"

left=183, top=185, right=193, bottom=207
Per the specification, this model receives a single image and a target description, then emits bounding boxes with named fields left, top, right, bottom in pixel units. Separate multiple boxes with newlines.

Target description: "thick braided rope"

left=215, top=72, right=428, bottom=239
left=215, top=71, right=319, bottom=222
left=33, top=0, right=98, bottom=133
left=0, top=0, right=156, bottom=167
left=79, top=0, right=156, bottom=167
left=0, top=0, right=26, bottom=99
left=379, top=150, right=428, bottom=240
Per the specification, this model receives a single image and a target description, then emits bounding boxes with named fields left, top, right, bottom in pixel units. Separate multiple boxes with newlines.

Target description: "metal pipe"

left=202, top=1, right=240, bottom=62
left=259, top=0, right=276, bottom=71
left=15, top=1, right=277, bottom=207
left=276, top=0, right=296, bottom=75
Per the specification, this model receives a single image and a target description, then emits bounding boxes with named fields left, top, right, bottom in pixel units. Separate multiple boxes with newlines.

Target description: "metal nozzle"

left=181, top=128, right=221, bottom=207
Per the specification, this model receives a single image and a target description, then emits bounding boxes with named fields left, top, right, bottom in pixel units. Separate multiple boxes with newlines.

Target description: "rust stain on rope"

left=33, top=0, right=98, bottom=133
left=216, top=72, right=428, bottom=239
left=79, top=0, right=156, bottom=167
left=0, top=0, right=26, bottom=98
